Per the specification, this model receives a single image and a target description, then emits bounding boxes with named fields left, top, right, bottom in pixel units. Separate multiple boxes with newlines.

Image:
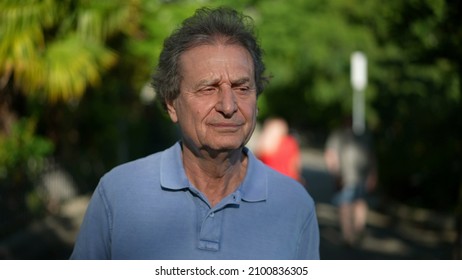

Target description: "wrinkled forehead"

left=179, top=41, right=255, bottom=76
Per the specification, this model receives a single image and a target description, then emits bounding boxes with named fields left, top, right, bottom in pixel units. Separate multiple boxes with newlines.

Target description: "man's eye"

left=200, top=87, right=217, bottom=94
left=234, top=87, right=251, bottom=94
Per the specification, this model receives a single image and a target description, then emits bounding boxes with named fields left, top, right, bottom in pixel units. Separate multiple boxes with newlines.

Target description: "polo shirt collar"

left=238, top=147, right=267, bottom=202
left=160, top=142, right=190, bottom=189
left=160, top=141, right=267, bottom=202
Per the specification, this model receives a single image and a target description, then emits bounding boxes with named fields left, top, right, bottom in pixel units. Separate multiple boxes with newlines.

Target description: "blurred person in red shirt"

left=255, top=117, right=303, bottom=183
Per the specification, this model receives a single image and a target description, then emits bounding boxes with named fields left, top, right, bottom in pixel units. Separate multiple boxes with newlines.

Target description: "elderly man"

left=70, top=6, right=319, bottom=260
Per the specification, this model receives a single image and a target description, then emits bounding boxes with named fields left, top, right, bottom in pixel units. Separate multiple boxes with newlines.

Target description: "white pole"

left=353, top=88, right=365, bottom=135
left=351, top=51, right=367, bottom=135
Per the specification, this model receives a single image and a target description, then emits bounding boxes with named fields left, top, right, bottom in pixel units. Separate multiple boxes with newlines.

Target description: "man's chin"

left=204, top=143, right=245, bottom=155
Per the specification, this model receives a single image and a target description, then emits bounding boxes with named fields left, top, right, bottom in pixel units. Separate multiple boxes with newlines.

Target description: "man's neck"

left=181, top=144, right=248, bottom=207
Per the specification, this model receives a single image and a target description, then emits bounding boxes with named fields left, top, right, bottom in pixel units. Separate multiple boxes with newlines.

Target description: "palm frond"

left=0, top=0, right=130, bottom=103
left=42, top=35, right=117, bottom=102
left=76, top=0, right=139, bottom=42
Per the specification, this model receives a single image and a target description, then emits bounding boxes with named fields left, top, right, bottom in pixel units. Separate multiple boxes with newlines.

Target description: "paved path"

left=301, top=148, right=456, bottom=259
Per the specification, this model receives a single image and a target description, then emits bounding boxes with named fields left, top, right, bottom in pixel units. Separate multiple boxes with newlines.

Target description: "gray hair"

left=151, top=6, right=269, bottom=110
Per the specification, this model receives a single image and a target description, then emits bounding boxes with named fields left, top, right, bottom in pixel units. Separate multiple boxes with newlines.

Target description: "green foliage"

left=125, top=0, right=204, bottom=90
left=0, top=118, right=53, bottom=230
left=0, top=118, right=53, bottom=180
left=245, top=0, right=379, bottom=129
left=0, top=0, right=137, bottom=102
left=366, top=0, right=462, bottom=211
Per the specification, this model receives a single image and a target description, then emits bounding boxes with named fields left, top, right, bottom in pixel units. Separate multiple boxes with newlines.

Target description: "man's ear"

left=166, top=99, right=178, bottom=123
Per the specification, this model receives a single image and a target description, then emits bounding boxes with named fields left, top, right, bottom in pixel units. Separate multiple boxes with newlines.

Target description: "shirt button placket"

left=198, top=210, right=221, bottom=251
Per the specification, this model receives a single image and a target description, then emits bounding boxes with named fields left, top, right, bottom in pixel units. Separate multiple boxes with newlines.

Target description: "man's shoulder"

left=101, top=143, right=178, bottom=185
left=108, top=152, right=161, bottom=176
left=262, top=165, right=314, bottom=205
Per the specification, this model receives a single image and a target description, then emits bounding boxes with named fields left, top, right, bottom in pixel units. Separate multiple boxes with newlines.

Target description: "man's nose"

left=215, top=86, right=237, bottom=117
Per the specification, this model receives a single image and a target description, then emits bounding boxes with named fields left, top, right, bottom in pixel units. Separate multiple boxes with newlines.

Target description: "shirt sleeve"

left=69, top=180, right=112, bottom=259
left=296, top=203, right=320, bottom=260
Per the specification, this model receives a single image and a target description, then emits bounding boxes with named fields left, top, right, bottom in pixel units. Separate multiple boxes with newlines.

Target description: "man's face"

left=166, top=43, right=257, bottom=154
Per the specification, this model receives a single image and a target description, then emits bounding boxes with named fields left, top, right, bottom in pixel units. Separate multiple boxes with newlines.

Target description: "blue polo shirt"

left=70, top=142, right=319, bottom=259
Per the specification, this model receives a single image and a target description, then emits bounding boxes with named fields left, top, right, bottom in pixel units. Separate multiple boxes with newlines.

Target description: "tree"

left=0, top=0, right=141, bottom=106
left=0, top=0, right=141, bottom=229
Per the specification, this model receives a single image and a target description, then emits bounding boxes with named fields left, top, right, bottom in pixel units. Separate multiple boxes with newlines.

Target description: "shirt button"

left=209, top=212, right=215, bottom=218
